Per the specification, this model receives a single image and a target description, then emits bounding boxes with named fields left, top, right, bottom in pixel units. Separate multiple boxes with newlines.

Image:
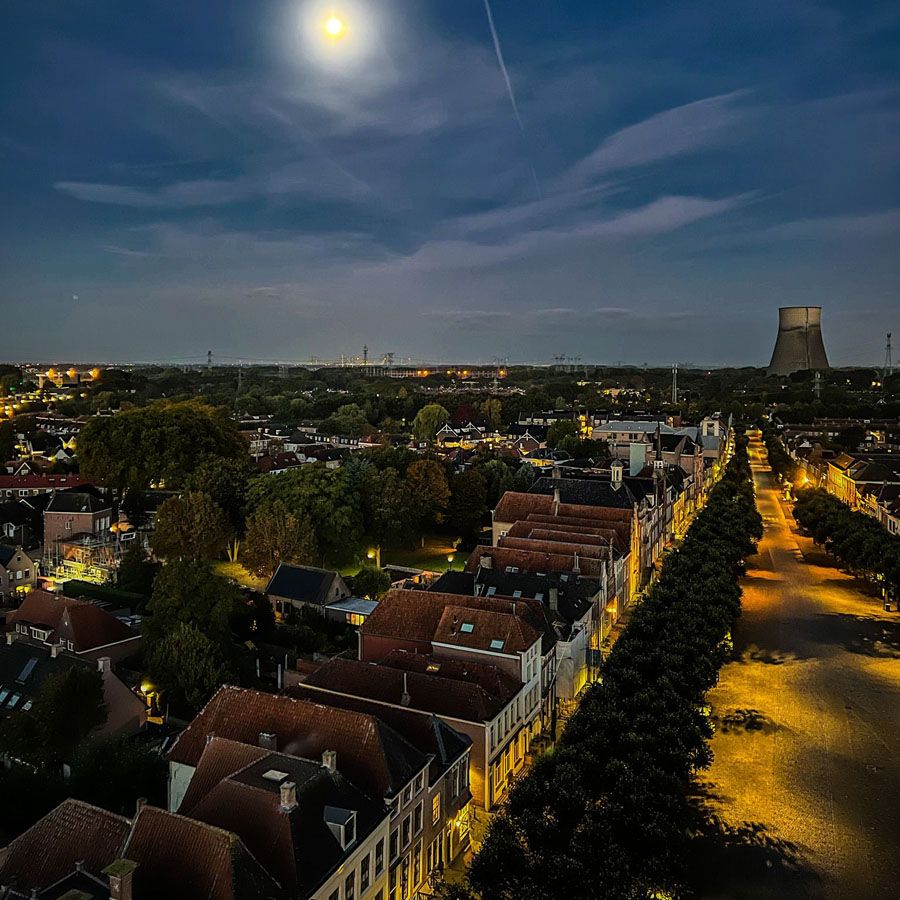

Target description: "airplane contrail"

left=482, top=0, right=542, bottom=199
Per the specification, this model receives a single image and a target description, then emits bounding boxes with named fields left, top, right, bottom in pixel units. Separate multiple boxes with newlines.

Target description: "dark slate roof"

left=44, top=491, right=110, bottom=514
left=473, top=569, right=597, bottom=625
left=265, top=564, right=336, bottom=605
left=427, top=570, right=476, bottom=595
left=183, top=738, right=387, bottom=898
left=529, top=476, right=638, bottom=509
left=0, top=641, right=84, bottom=708
left=0, top=545, right=15, bottom=567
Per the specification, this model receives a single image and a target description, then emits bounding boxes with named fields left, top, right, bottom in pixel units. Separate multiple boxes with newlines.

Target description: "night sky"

left=1, top=0, right=898, bottom=365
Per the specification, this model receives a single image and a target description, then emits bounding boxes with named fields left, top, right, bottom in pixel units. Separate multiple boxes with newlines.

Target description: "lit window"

left=432, top=794, right=440, bottom=825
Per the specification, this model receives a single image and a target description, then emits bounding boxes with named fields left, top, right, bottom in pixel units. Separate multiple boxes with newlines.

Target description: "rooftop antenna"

left=884, top=333, right=893, bottom=379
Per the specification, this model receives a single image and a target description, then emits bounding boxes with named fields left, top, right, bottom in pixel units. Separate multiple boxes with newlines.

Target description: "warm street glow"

left=325, top=16, right=343, bottom=35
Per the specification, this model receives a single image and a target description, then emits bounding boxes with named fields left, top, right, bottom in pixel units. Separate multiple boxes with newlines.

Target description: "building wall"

left=0, top=548, right=37, bottom=600
left=313, top=815, right=390, bottom=900
left=168, top=761, right=195, bottom=812
left=44, top=509, right=111, bottom=546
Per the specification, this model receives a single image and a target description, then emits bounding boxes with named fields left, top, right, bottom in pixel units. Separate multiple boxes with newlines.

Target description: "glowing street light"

left=325, top=15, right=344, bottom=36
left=447, top=554, right=455, bottom=570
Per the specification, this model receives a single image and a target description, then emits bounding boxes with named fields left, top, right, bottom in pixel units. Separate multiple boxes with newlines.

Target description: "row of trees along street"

left=445, top=435, right=763, bottom=900
left=793, top=488, right=900, bottom=602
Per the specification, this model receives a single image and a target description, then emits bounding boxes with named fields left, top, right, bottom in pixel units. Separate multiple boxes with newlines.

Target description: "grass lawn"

left=340, top=534, right=461, bottom=577
left=212, top=560, right=269, bottom=592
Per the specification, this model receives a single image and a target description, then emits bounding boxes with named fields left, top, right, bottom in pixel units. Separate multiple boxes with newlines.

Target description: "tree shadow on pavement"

left=711, top=708, right=783, bottom=736
left=733, top=646, right=801, bottom=665
left=686, top=788, right=825, bottom=900
left=793, top=613, right=900, bottom=659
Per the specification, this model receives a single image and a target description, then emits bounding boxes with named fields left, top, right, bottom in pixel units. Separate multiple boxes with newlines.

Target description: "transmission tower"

left=884, top=333, right=893, bottom=379
left=671, top=363, right=678, bottom=404
left=207, top=350, right=212, bottom=372
left=363, top=345, right=369, bottom=366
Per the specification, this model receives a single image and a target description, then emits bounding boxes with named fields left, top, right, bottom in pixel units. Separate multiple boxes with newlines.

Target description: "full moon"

left=325, top=16, right=343, bottom=36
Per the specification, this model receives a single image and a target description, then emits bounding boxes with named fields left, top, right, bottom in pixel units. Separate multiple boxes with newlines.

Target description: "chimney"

left=572, top=551, right=580, bottom=575
left=206, top=731, right=216, bottom=747
left=322, top=749, right=337, bottom=773
left=97, top=656, right=111, bottom=673
left=103, top=859, right=138, bottom=900
left=50, top=642, right=61, bottom=658
left=258, top=732, right=277, bottom=750
left=280, top=781, right=297, bottom=811
left=551, top=466, right=561, bottom=480
left=135, top=797, right=147, bottom=815
left=401, top=673, right=411, bottom=708
left=553, top=487, right=560, bottom=509
left=611, top=461, right=623, bottom=484
left=549, top=587, right=559, bottom=613
left=5, top=632, right=15, bottom=645
left=479, top=554, right=492, bottom=570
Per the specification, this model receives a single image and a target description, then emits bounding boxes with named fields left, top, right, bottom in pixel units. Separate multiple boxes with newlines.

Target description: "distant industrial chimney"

left=767, top=307, right=829, bottom=376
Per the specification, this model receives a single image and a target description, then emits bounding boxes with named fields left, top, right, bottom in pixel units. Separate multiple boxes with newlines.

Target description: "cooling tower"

left=767, top=306, right=830, bottom=376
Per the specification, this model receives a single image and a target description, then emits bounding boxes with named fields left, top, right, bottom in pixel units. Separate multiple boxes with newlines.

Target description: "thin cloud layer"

left=1, top=0, right=898, bottom=364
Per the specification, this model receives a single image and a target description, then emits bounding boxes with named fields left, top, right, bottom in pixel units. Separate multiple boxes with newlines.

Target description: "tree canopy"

left=151, top=491, right=231, bottom=561
left=413, top=403, right=450, bottom=441
left=243, top=497, right=317, bottom=577
left=77, top=401, right=249, bottom=493
left=144, top=558, right=239, bottom=642
left=0, top=666, right=107, bottom=767
left=247, top=464, right=364, bottom=564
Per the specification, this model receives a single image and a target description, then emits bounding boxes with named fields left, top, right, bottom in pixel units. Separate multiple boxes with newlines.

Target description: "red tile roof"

left=0, top=474, right=98, bottom=490
left=433, top=606, right=540, bottom=655
left=361, top=588, right=526, bottom=644
left=0, top=799, right=130, bottom=892
left=304, top=656, right=518, bottom=722
left=178, top=738, right=268, bottom=815
left=7, top=589, right=138, bottom=652
left=464, top=545, right=605, bottom=579
left=123, top=805, right=284, bottom=900
left=168, top=685, right=425, bottom=799
left=493, top=491, right=633, bottom=525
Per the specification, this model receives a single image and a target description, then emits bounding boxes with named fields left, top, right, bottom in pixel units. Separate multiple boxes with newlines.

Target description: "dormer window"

left=324, top=806, right=357, bottom=850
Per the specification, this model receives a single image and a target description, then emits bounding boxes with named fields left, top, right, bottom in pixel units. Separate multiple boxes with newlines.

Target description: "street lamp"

left=367, top=547, right=381, bottom=568
left=447, top=554, right=455, bottom=571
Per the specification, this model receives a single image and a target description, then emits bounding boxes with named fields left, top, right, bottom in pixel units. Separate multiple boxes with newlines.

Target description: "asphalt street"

left=693, top=438, right=900, bottom=900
